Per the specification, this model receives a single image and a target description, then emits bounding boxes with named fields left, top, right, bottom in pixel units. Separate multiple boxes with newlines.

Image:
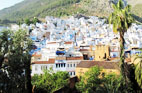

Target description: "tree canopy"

left=0, top=29, right=32, bottom=92
left=108, top=0, right=133, bottom=86
left=76, top=66, right=135, bottom=93
left=32, top=69, right=70, bottom=93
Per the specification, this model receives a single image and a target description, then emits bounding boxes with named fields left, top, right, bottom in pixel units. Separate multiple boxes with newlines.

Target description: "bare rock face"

left=127, top=0, right=142, bottom=7
left=81, top=0, right=142, bottom=18
left=81, top=0, right=112, bottom=17
left=81, top=0, right=128, bottom=17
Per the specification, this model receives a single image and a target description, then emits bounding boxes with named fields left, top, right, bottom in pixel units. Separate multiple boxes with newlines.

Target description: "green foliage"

left=32, top=17, right=40, bottom=25
left=0, top=29, right=33, bottom=92
left=0, top=19, right=16, bottom=26
left=133, top=55, right=142, bottom=89
left=0, top=0, right=83, bottom=24
left=99, top=74, right=134, bottom=93
left=32, top=69, right=70, bottom=93
left=0, top=0, right=142, bottom=25
left=25, top=18, right=32, bottom=26
left=24, top=17, right=40, bottom=25
left=108, top=0, right=133, bottom=33
left=108, top=0, right=134, bottom=86
left=76, top=66, right=135, bottom=93
left=76, top=66, right=102, bottom=93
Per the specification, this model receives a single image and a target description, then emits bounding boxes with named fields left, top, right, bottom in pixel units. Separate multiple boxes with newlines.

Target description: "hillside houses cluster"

left=11, top=15, right=142, bottom=77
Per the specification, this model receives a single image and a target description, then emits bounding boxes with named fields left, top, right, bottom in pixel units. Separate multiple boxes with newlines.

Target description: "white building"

left=31, top=58, right=55, bottom=76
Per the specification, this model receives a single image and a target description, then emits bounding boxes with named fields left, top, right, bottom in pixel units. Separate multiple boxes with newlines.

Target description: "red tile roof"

left=47, top=42, right=57, bottom=44
left=79, top=49, right=89, bottom=51
left=32, top=53, right=41, bottom=57
left=64, top=42, right=73, bottom=44
left=32, top=58, right=55, bottom=64
left=66, top=57, right=83, bottom=60
left=77, top=61, right=119, bottom=69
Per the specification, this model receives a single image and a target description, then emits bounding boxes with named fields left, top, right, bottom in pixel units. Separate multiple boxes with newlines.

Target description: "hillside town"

left=10, top=15, right=142, bottom=77
left=1, top=0, right=142, bottom=92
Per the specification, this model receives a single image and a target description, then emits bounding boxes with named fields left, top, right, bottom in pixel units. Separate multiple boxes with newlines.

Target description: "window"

left=41, top=66, right=42, bottom=70
left=56, top=64, right=58, bottom=68
left=59, top=64, right=60, bottom=68
left=37, top=58, right=40, bottom=61
left=74, top=72, right=75, bottom=75
left=70, top=72, right=72, bottom=75
left=61, top=64, right=63, bottom=67
left=35, top=66, right=38, bottom=71
left=43, top=66, right=45, bottom=70
left=64, top=63, right=66, bottom=67
left=70, top=64, right=72, bottom=67
left=68, top=64, right=69, bottom=67
left=74, top=64, right=76, bottom=67
left=41, top=66, right=47, bottom=70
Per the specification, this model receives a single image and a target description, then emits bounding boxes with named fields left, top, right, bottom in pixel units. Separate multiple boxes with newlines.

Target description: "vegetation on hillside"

left=0, top=0, right=142, bottom=25
left=0, top=0, right=83, bottom=23
left=132, top=4, right=142, bottom=17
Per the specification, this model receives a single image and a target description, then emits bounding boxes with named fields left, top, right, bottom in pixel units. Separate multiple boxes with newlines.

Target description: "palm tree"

left=133, top=55, right=142, bottom=89
left=108, top=0, right=133, bottom=83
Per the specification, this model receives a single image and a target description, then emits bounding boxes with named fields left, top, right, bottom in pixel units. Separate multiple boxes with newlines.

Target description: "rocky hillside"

left=0, top=0, right=142, bottom=23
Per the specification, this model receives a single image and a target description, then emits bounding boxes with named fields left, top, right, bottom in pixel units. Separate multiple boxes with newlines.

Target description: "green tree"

left=25, top=18, right=32, bottom=26
left=76, top=66, right=134, bottom=93
left=99, top=74, right=133, bottom=93
left=32, top=69, right=70, bottom=93
left=0, top=29, right=32, bottom=93
left=133, top=55, right=142, bottom=89
left=108, top=0, right=133, bottom=83
left=32, top=17, right=40, bottom=25
left=76, top=66, right=102, bottom=93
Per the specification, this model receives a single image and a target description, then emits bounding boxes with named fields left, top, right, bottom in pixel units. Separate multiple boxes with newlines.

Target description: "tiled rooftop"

left=77, top=61, right=119, bottom=69
left=32, top=58, right=55, bottom=64
left=66, top=57, right=83, bottom=60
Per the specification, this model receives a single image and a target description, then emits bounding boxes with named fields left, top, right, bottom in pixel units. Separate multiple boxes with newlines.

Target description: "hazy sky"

left=0, top=0, right=24, bottom=10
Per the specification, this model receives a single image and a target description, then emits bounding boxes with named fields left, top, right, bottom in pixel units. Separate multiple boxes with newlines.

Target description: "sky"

left=0, top=0, right=24, bottom=10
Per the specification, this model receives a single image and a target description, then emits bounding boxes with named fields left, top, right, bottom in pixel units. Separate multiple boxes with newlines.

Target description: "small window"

left=59, top=64, right=60, bottom=68
left=56, top=64, right=58, bottom=68
left=46, top=66, right=48, bottom=70
left=41, top=66, right=43, bottom=70
left=35, top=66, right=38, bottom=71
left=38, top=58, right=40, bottom=60
left=70, top=64, right=72, bottom=67
left=74, top=64, right=75, bottom=67
left=68, top=64, right=69, bottom=67
left=61, top=64, right=63, bottom=67
left=70, top=72, right=72, bottom=75
left=43, top=66, right=45, bottom=70
left=74, top=72, right=75, bottom=75
left=64, top=63, right=66, bottom=67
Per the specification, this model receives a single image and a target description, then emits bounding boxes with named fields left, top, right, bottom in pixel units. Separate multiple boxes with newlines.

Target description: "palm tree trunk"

left=25, top=57, right=32, bottom=93
left=119, top=31, right=126, bottom=81
left=0, top=56, right=4, bottom=68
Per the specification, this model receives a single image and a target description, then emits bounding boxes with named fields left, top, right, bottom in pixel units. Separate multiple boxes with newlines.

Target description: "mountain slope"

left=0, top=0, right=83, bottom=21
left=0, top=0, right=142, bottom=23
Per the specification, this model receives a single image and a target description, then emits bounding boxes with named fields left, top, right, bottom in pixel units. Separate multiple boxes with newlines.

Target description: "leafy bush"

left=32, top=69, right=70, bottom=93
